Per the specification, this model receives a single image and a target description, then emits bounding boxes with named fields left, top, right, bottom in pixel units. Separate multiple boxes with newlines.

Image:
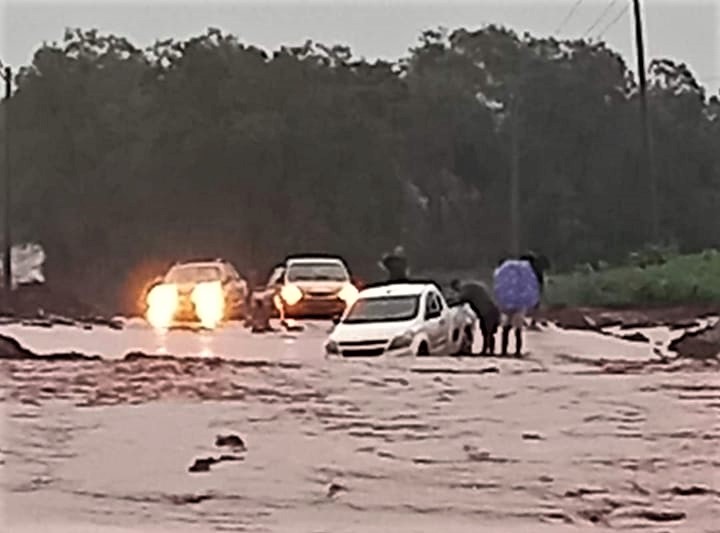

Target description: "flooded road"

left=1, top=321, right=718, bottom=532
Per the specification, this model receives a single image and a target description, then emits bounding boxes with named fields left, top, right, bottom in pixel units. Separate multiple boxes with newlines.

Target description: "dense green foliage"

left=546, top=249, right=720, bottom=308
left=1, top=27, right=719, bottom=310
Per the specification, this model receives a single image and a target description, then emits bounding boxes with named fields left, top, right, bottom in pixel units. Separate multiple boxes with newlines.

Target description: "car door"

left=424, top=291, right=447, bottom=353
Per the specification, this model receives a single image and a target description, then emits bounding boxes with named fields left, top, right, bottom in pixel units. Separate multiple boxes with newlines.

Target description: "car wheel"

left=417, top=342, right=430, bottom=356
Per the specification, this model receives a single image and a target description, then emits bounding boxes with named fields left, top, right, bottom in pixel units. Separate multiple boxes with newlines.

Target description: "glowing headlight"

left=337, top=284, right=359, bottom=304
left=191, top=281, right=225, bottom=330
left=280, top=284, right=303, bottom=306
left=388, top=331, right=414, bottom=350
left=146, top=283, right=178, bottom=330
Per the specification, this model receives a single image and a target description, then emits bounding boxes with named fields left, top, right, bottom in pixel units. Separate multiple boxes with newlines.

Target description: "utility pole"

left=509, top=92, right=521, bottom=257
left=2, top=66, right=12, bottom=297
left=632, top=0, right=659, bottom=243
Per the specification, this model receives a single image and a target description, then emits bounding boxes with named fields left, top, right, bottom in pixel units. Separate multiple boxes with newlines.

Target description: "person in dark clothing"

left=450, top=279, right=500, bottom=355
left=518, top=251, right=550, bottom=330
left=519, top=252, right=549, bottom=291
left=379, top=245, right=409, bottom=282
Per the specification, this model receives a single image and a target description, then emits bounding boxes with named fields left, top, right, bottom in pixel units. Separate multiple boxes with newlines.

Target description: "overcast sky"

left=2, top=0, right=719, bottom=93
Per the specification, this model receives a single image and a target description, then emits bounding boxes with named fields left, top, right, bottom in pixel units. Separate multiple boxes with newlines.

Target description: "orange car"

left=260, top=256, right=360, bottom=320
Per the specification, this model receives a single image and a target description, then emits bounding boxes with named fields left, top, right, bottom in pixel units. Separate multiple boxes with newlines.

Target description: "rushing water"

left=1, top=322, right=719, bottom=532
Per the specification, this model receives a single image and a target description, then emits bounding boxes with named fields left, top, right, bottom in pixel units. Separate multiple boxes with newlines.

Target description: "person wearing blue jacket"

left=493, top=256, right=542, bottom=357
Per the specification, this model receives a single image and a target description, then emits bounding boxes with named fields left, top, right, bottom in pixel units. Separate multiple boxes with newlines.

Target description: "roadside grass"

left=545, top=249, right=720, bottom=308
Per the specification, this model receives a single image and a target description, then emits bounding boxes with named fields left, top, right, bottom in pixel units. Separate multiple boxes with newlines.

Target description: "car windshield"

left=343, top=295, right=420, bottom=323
left=287, top=262, right=348, bottom=282
left=165, top=265, right=222, bottom=284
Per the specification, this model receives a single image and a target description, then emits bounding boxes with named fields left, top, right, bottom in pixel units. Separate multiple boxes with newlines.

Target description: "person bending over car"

left=450, top=279, right=499, bottom=355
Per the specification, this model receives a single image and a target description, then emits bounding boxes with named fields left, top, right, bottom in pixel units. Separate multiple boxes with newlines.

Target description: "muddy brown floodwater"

left=0, top=320, right=719, bottom=533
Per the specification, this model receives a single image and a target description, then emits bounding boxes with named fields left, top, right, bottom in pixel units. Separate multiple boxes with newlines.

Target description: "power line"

left=554, top=0, right=586, bottom=35
left=596, top=2, right=631, bottom=40
left=583, top=0, right=619, bottom=37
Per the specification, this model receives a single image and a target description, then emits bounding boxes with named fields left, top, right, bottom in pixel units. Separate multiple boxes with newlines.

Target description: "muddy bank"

left=0, top=284, right=122, bottom=330
left=539, top=304, right=719, bottom=331
left=670, top=321, right=720, bottom=359
left=0, top=334, right=102, bottom=362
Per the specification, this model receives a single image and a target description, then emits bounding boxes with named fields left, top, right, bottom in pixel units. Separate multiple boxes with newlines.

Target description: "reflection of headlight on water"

left=146, top=284, right=178, bottom=330
left=191, top=281, right=225, bottom=330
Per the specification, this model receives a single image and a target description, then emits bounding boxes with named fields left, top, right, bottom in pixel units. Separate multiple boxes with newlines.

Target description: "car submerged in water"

left=143, top=259, right=248, bottom=330
left=325, top=281, right=476, bottom=357
left=265, top=255, right=360, bottom=320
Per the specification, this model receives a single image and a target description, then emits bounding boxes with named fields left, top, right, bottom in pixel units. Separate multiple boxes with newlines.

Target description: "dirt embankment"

left=539, top=305, right=719, bottom=331
left=669, top=322, right=720, bottom=359
left=539, top=305, right=720, bottom=361
left=0, top=284, right=122, bottom=329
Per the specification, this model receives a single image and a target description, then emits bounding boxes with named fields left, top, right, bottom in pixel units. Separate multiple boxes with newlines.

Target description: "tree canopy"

left=2, top=26, right=718, bottom=311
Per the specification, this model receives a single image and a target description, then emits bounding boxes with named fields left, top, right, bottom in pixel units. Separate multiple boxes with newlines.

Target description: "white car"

left=325, top=282, right=476, bottom=357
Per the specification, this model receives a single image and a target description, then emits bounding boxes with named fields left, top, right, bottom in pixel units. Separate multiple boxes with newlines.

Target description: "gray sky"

left=2, top=0, right=719, bottom=94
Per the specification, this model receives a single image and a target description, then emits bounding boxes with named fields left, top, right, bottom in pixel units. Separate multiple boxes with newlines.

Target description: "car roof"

left=359, top=283, right=435, bottom=298
left=286, top=256, right=345, bottom=265
left=169, top=261, right=225, bottom=270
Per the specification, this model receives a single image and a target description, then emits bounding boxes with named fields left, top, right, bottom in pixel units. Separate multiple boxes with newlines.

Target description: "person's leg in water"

left=500, top=312, right=524, bottom=356
left=488, top=324, right=497, bottom=355
left=500, top=313, right=511, bottom=356
left=478, top=318, right=488, bottom=356
left=486, top=306, right=499, bottom=356
left=500, top=325, right=510, bottom=356
left=479, top=313, right=497, bottom=355
left=273, top=293, right=287, bottom=328
left=514, top=327, right=523, bottom=356
left=512, top=311, right=525, bottom=357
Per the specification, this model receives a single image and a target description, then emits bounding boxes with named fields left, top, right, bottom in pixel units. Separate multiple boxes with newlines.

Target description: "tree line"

left=1, top=26, right=718, bottom=311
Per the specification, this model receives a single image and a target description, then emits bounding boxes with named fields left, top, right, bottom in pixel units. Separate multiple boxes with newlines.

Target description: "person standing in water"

left=379, top=245, right=409, bottom=282
left=493, top=256, right=541, bottom=357
left=519, top=251, right=550, bottom=330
